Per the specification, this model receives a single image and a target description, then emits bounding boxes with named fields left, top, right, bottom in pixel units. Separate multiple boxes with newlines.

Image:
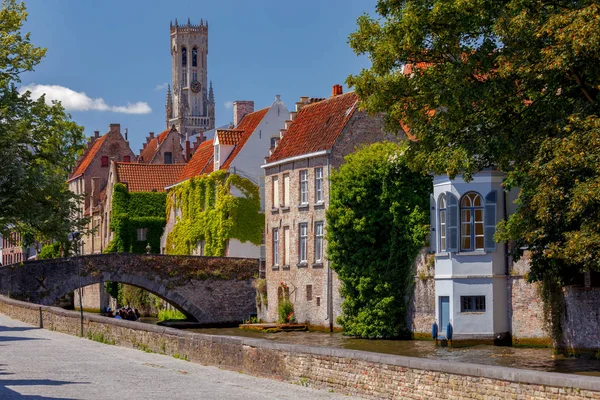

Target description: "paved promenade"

left=0, top=314, right=361, bottom=399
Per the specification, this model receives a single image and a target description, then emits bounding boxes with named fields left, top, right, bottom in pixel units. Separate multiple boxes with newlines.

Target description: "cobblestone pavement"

left=0, top=314, right=361, bottom=399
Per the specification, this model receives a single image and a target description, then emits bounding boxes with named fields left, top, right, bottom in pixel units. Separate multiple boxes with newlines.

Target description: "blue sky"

left=20, top=0, right=376, bottom=153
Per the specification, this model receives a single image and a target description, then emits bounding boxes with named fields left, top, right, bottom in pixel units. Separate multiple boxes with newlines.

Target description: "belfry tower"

left=166, top=18, right=215, bottom=143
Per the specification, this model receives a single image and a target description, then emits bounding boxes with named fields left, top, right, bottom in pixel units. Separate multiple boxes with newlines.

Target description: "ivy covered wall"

left=105, top=183, right=166, bottom=254
left=165, top=170, right=264, bottom=256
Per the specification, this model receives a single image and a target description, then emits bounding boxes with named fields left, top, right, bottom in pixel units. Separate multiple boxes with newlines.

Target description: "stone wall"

left=408, top=250, right=435, bottom=337
left=1, top=295, right=599, bottom=400
left=558, top=286, right=600, bottom=353
left=508, top=276, right=551, bottom=346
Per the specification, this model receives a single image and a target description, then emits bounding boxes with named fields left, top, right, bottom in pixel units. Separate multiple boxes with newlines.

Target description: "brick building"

left=138, top=126, right=186, bottom=165
left=261, top=85, right=396, bottom=329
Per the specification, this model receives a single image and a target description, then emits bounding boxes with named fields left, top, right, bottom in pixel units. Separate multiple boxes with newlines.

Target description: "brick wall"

left=1, top=295, right=599, bottom=400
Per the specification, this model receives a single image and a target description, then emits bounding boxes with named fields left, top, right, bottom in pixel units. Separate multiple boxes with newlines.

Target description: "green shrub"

left=277, top=299, right=295, bottom=324
left=157, top=308, right=186, bottom=321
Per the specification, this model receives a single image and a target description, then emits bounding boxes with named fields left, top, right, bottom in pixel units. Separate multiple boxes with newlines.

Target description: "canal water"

left=138, top=319, right=600, bottom=376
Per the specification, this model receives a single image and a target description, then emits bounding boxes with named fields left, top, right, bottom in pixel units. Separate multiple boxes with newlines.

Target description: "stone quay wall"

left=1, top=295, right=599, bottom=399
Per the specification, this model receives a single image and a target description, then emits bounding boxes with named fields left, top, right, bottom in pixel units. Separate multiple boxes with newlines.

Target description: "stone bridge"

left=0, top=253, right=259, bottom=324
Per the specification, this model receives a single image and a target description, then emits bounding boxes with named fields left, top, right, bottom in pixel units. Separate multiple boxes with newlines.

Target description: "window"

left=283, top=174, right=290, bottom=207
left=314, top=221, right=324, bottom=263
left=182, top=47, right=187, bottom=66
left=164, top=152, right=173, bottom=164
left=460, top=192, right=484, bottom=251
left=283, top=226, right=290, bottom=265
left=215, top=146, right=220, bottom=165
left=192, top=47, right=197, bottom=67
left=136, top=228, right=148, bottom=241
left=270, top=137, right=278, bottom=149
left=315, top=167, right=323, bottom=203
left=299, top=223, right=308, bottom=263
left=192, top=71, right=198, bottom=82
left=101, top=156, right=109, bottom=167
left=272, top=228, right=279, bottom=266
left=461, top=296, right=486, bottom=312
left=306, top=285, right=313, bottom=301
left=299, top=170, right=308, bottom=204
left=123, top=155, right=131, bottom=163
left=272, top=176, right=279, bottom=208
left=182, top=69, right=187, bottom=86
left=439, top=194, right=447, bottom=252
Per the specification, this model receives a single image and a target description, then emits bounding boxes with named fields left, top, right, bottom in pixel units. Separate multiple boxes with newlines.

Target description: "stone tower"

left=167, top=18, right=215, bottom=144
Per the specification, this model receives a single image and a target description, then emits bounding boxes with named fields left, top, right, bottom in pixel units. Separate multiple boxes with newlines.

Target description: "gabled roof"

left=220, top=107, right=269, bottom=170
left=115, top=162, right=185, bottom=192
left=177, top=140, right=214, bottom=182
left=216, top=129, right=244, bottom=146
left=138, top=128, right=172, bottom=163
left=267, top=92, right=359, bottom=163
left=69, top=134, right=108, bottom=181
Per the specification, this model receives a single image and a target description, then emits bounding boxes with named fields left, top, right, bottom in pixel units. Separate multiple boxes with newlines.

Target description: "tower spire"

left=209, top=81, right=215, bottom=103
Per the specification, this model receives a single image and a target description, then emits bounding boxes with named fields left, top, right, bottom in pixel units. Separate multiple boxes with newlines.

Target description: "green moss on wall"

left=105, top=183, right=166, bottom=254
left=165, top=170, right=264, bottom=256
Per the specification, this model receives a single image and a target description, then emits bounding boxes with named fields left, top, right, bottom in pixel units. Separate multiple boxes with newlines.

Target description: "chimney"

left=124, top=128, right=128, bottom=141
left=149, top=132, right=155, bottom=139
left=285, top=120, right=293, bottom=130
left=233, top=100, right=254, bottom=127
left=275, top=94, right=281, bottom=102
left=94, top=130, right=100, bottom=138
left=109, top=123, right=120, bottom=133
left=289, top=111, right=297, bottom=121
left=331, top=84, right=343, bottom=97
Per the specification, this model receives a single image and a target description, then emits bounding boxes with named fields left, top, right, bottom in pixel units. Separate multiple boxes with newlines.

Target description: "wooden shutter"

left=447, top=192, right=459, bottom=252
left=430, top=194, right=436, bottom=253
left=484, top=191, right=497, bottom=251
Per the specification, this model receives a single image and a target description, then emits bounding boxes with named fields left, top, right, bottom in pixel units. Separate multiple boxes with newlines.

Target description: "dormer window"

left=101, top=156, right=109, bottom=167
left=164, top=152, right=172, bottom=164
left=214, top=145, right=220, bottom=166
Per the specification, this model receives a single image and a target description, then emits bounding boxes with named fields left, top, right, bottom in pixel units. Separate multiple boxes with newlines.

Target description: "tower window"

left=192, top=47, right=197, bottom=67
left=182, top=47, right=187, bottom=66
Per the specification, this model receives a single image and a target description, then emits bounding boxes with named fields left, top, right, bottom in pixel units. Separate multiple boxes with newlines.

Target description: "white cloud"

left=155, top=82, right=169, bottom=91
left=19, top=83, right=152, bottom=114
left=224, top=101, right=234, bottom=109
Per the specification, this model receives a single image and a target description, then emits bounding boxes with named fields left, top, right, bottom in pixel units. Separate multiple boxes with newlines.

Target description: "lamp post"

left=68, top=231, right=84, bottom=337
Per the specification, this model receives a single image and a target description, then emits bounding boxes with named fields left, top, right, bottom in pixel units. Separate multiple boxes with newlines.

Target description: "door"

left=439, top=296, right=450, bottom=335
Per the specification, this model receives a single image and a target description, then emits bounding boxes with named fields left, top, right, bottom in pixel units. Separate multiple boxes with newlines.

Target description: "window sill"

left=280, top=206, right=290, bottom=212
left=460, top=311, right=486, bottom=315
left=271, top=265, right=279, bottom=271
left=270, top=207, right=279, bottom=213
left=456, top=251, right=488, bottom=256
left=297, top=262, right=308, bottom=268
left=313, top=201, right=325, bottom=207
left=282, top=264, right=290, bottom=271
left=435, top=252, right=450, bottom=259
left=297, top=204, right=309, bottom=210
left=312, top=262, right=324, bottom=269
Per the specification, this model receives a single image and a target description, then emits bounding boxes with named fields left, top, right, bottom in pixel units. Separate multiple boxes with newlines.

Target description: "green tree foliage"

left=0, top=0, right=85, bottom=242
left=104, top=183, right=166, bottom=254
left=348, top=0, right=600, bottom=285
left=165, top=170, right=264, bottom=256
left=326, top=142, right=431, bottom=338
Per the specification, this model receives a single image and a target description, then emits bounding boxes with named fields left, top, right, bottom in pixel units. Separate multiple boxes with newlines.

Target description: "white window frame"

left=272, top=228, right=279, bottom=266
left=439, top=194, right=447, bottom=252
left=315, top=167, right=323, bottom=203
left=272, top=176, right=279, bottom=209
left=300, top=170, right=308, bottom=204
left=314, top=221, right=324, bottom=263
left=136, top=228, right=148, bottom=242
left=299, top=223, right=308, bottom=263
left=283, top=174, right=290, bottom=207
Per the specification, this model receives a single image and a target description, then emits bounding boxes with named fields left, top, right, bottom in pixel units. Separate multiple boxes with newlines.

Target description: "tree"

left=0, top=0, right=85, bottom=245
left=347, top=0, right=600, bottom=285
left=326, top=142, right=431, bottom=338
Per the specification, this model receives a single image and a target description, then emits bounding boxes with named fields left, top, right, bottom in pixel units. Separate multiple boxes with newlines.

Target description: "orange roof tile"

left=177, top=140, right=214, bottom=182
left=138, top=128, right=172, bottom=163
left=115, top=162, right=186, bottom=192
left=69, top=134, right=108, bottom=180
left=216, top=129, right=244, bottom=145
left=220, top=107, right=269, bottom=170
left=267, top=92, right=358, bottom=163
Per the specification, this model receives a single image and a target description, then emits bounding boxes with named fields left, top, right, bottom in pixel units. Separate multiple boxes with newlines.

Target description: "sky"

left=20, top=0, right=377, bottom=154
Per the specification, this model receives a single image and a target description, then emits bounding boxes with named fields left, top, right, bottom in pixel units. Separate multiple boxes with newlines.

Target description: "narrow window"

left=283, top=226, right=290, bottom=265
left=101, top=156, right=109, bottom=167
left=299, top=170, right=308, bottom=204
left=315, top=167, right=323, bottom=203
left=182, top=47, right=187, bottom=66
left=283, top=174, right=290, bottom=207
left=182, top=69, right=187, bottom=86
left=460, top=192, right=484, bottom=251
left=164, top=152, right=173, bottom=164
left=306, top=285, right=313, bottom=301
left=439, top=194, right=447, bottom=252
left=136, top=228, right=148, bottom=241
left=299, top=223, right=308, bottom=263
left=192, top=47, right=197, bottom=67
left=272, top=228, right=279, bottom=266
left=123, top=155, right=131, bottom=163
left=314, top=221, right=323, bottom=263
left=272, top=176, right=279, bottom=208
left=460, top=296, right=486, bottom=312
left=215, top=146, right=220, bottom=166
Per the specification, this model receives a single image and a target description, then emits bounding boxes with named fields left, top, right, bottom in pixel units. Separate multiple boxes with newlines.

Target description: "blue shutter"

left=446, top=192, right=459, bottom=252
left=430, top=194, right=436, bottom=253
left=484, top=191, right=497, bottom=251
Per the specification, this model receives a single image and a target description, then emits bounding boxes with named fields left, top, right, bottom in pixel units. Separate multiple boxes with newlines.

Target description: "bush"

left=157, top=308, right=186, bottom=321
left=277, top=299, right=295, bottom=324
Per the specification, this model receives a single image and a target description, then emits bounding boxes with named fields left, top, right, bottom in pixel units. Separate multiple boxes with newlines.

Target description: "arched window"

left=181, top=47, right=187, bottom=66
left=192, top=47, right=197, bottom=67
left=439, top=194, right=447, bottom=252
left=460, top=192, right=484, bottom=251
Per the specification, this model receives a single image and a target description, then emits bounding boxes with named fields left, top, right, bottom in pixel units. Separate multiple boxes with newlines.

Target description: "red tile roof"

left=138, top=128, right=172, bottom=163
left=177, top=140, right=214, bottom=182
left=69, top=134, right=108, bottom=180
left=115, top=162, right=186, bottom=192
left=216, top=129, right=244, bottom=145
left=267, top=92, right=359, bottom=163
left=220, top=107, right=269, bottom=170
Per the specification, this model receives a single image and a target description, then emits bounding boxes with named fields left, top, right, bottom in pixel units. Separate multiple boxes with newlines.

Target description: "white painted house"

left=431, top=169, right=519, bottom=342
